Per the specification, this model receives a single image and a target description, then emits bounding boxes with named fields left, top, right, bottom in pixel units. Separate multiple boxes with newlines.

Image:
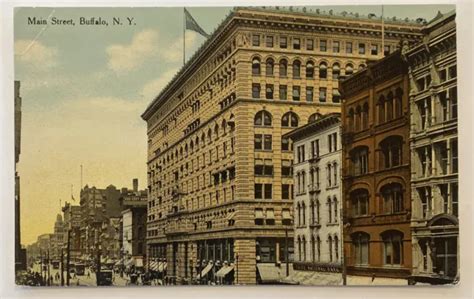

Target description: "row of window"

left=251, top=34, right=390, bottom=56
left=415, top=139, right=458, bottom=179
left=349, top=183, right=405, bottom=217
left=254, top=208, right=292, bottom=226
left=295, top=162, right=338, bottom=194
left=251, top=57, right=356, bottom=80
left=416, top=87, right=457, bottom=132
left=296, top=196, right=339, bottom=227
left=418, top=183, right=459, bottom=219
left=416, top=64, right=456, bottom=92
left=296, top=234, right=340, bottom=263
left=296, top=132, right=338, bottom=164
left=251, top=83, right=340, bottom=103
left=254, top=184, right=294, bottom=200
left=352, top=231, right=404, bottom=266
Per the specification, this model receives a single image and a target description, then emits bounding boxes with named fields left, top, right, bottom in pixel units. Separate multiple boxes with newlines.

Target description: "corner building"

left=340, top=52, right=412, bottom=282
left=404, top=11, right=459, bottom=284
left=142, top=7, right=422, bottom=285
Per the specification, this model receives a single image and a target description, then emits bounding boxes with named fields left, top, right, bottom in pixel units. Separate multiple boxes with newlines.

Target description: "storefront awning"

left=149, top=261, right=159, bottom=271
left=124, top=258, right=134, bottom=267
left=197, top=262, right=213, bottom=279
left=256, top=263, right=282, bottom=284
left=216, top=265, right=234, bottom=278
left=135, top=258, right=143, bottom=268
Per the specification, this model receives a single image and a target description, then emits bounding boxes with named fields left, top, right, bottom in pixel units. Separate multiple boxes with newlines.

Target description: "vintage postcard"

left=12, top=4, right=459, bottom=287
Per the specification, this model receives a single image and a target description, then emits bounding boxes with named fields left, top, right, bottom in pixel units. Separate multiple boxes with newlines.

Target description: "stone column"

left=234, top=238, right=257, bottom=285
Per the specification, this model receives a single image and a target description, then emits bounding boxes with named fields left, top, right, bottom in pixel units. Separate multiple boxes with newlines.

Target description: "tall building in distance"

left=62, top=203, right=82, bottom=263
left=283, top=113, right=343, bottom=285
left=340, top=51, right=412, bottom=282
left=404, top=11, right=458, bottom=284
left=142, top=7, right=422, bottom=284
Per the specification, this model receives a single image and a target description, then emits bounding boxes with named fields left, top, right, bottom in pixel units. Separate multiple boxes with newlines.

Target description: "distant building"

left=283, top=113, right=343, bottom=285
left=62, top=203, right=82, bottom=262
left=341, top=51, right=412, bottom=282
left=404, top=11, right=459, bottom=284
left=14, top=80, right=26, bottom=271
left=51, top=214, right=65, bottom=260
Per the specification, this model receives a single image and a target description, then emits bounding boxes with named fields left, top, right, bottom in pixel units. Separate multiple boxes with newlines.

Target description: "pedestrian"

left=87, top=271, right=90, bottom=278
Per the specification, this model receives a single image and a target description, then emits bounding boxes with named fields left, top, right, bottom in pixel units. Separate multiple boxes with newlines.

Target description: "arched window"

left=310, top=199, right=315, bottom=224
left=207, top=128, right=212, bottom=142
left=201, top=133, right=205, bottom=145
left=317, top=236, right=321, bottom=261
left=297, top=202, right=301, bottom=227
left=332, top=63, right=340, bottom=79
left=345, top=63, right=354, bottom=77
left=254, top=110, right=272, bottom=126
left=328, top=235, right=333, bottom=262
left=302, top=236, right=307, bottom=261
left=386, top=92, right=394, bottom=121
left=195, top=136, right=199, bottom=148
left=350, top=146, right=369, bottom=175
left=293, top=60, right=301, bottom=78
left=265, top=58, right=274, bottom=76
left=311, top=235, right=316, bottom=262
left=214, top=124, right=219, bottom=139
left=352, top=232, right=370, bottom=265
left=333, top=196, right=338, bottom=223
left=279, top=59, right=288, bottom=77
left=362, top=102, right=369, bottom=129
left=381, top=231, right=403, bottom=265
left=334, top=235, right=339, bottom=261
left=221, top=119, right=227, bottom=135
left=297, top=236, right=302, bottom=261
left=381, top=183, right=404, bottom=214
left=358, top=64, right=367, bottom=70
left=348, top=108, right=355, bottom=131
left=379, top=135, right=403, bottom=169
left=302, top=202, right=306, bottom=226
left=190, top=140, right=194, bottom=152
left=308, top=113, right=322, bottom=123
left=378, top=95, right=386, bottom=124
left=327, top=197, right=332, bottom=223
left=319, top=62, right=328, bottom=79
left=281, top=112, right=299, bottom=128
left=395, top=88, right=403, bottom=118
left=252, top=57, right=261, bottom=75
left=351, top=189, right=369, bottom=216
left=306, top=61, right=314, bottom=78
left=355, top=105, right=362, bottom=131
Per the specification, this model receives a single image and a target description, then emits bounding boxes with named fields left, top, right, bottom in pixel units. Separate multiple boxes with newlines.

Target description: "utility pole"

left=47, top=249, right=50, bottom=286
left=96, top=247, right=101, bottom=286
left=66, top=229, right=71, bottom=286
left=40, top=250, right=44, bottom=285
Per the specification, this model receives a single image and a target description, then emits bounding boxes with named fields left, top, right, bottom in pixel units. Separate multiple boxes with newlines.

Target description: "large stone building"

left=50, top=214, right=66, bottom=260
left=62, top=203, right=82, bottom=263
left=141, top=7, right=422, bottom=284
left=283, top=113, right=343, bottom=285
left=403, top=11, right=458, bottom=284
left=340, top=51, right=412, bottom=282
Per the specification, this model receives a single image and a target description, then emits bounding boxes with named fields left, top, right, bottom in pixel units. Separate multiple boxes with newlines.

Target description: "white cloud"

left=14, top=39, right=58, bottom=68
left=162, top=31, right=198, bottom=62
left=106, top=29, right=160, bottom=72
left=140, top=67, right=180, bottom=100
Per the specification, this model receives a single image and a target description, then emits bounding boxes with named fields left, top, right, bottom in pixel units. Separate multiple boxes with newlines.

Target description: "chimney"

left=133, top=178, right=138, bottom=192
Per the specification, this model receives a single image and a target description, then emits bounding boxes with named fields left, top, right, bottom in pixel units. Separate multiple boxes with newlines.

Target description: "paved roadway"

left=30, top=263, right=131, bottom=286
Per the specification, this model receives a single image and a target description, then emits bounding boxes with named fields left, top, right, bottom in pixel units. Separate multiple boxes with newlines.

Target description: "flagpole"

left=381, top=5, right=385, bottom=57
left=183, top=7, right=186, bottom=66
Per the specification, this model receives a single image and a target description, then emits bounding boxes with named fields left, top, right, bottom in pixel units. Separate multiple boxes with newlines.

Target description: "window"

left=333, top=197, right=338, bottom=223
left=448, top=65, right=457, bottom=79
left=282, top=184, right=293, bottom=200
left=351, top=146, right=369, bottom=176
left=297, top=145, right=305, bottom=163
left=306, top=61, right=314, bottom=78
left=327, top=197, right=333, bottom=223
left=292, top=86, right=301, bottom=101
left=308, top=113, right=322, bottom=123
left=279, top=85, right=287, bottom=100
left=281, top=137, right=293, bottom=151
left=328, top=132, right=338, bottom=152
left=307, top=39, right=314, bottom=50
left=254, top=110, right=272, bottom=126
left=358, top=43, right=366, bottom=54
left=293, top=60, right=301, bottom=78
left=352, top=232, right=369, bottom=265
left=449, top=87, right=458, bottom=120
left=252, top=34, right=260, bottom=46
left=327, top=164, right=332, bottom=187
left=381, top=183, right=404, bottom=214
left=311, top=140, right=319, bottom=158
left=332, top=63, right=340, bottom=79
left=280, top=36, right=287, bottom=48
left=418, top=187, right=432, bottom=219
left=451, top=138, right=458, bottom=174
left=346, top=42, right=353, bottom=53
left=333, top=41, right=340, bottom=53
left=351, top=189, right=369, bottom=216
left=318, top=39, right=327, bottom=51
left=293, top=38, right=300, bottom=49
left=252, top=57, right=261, bottom=75
left=306, top=87, right=314, bottom=102
left=282, top=112, right=299, bottom=128
left=434, top=237, right=458, bottom=278
left=266, top=84, right=274, bottom=99
left=380, top=136, right=403, bottom=169
left=265, top=58, right=274, bottom=76
left=282, top=160, right=293, bottom=177
left=319, top=62, right=327, bottom=79
left=252, top=84, right=261, bottom=98
left=254, top=158, right=273, bottom=176
left=371, top=44, right=378, bottom=55
left=319, top=87, right=327, bottom=102
left=265, top=36, right=274, bottom=47
left=254, top=134, right=272, bottom=150
left=255, top=184, right=272, bottom=199
left=279, top=59, right=288, bottom=77
left=345, top=64, right=354, bottom=76
left=382, top=231, right=403, bottom=265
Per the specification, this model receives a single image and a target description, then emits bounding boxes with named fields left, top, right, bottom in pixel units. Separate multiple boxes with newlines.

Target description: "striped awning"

left=216, top=265, right=234, bottom=278
left=197, top=262, right=213, bottom=279
left=149, top=260, right=159, bottom=271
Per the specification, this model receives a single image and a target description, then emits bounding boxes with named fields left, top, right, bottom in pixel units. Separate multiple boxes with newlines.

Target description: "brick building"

left=340, top=51, right=412, bottom=281
left=142, top=7, right=422, bottom=284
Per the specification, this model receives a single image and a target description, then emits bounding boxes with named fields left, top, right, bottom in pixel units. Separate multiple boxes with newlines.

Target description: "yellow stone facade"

left=141, top=7, right=422, bottom=285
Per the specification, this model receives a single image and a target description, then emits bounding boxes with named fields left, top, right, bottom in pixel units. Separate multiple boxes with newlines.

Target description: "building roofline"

left=283, top=112, right=341, bottom=141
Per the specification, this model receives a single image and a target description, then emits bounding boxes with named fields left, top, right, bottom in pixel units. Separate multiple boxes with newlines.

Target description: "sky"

left=14, top=5, right=455, bottom=245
